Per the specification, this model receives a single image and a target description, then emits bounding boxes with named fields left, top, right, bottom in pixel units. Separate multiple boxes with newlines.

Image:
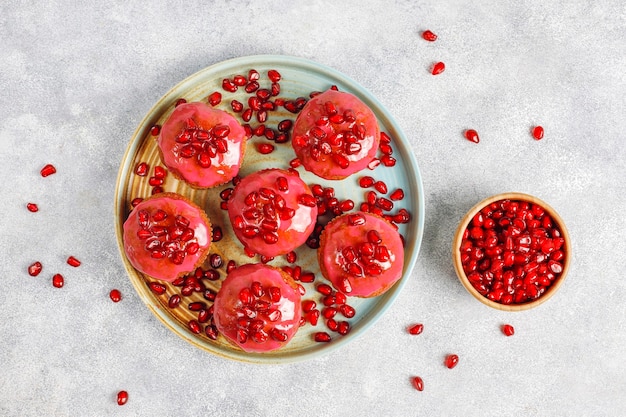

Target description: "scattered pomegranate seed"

left=150, top=125, right=161, bottom=136
left=445, top=354, right=459, bottom=369
left=314, top=332, right=331, bottom=342
left=408, top=323, right=424, bottom=335
left=109, top=289, right=122, bottom=302
left=175, top=98, right=187, bottom=107
left=148, top=282, right=166, bottom=295
left=52, top=273, right=64, bottom=288
left=26, top=203, right=39, bottom=212
left=431, top=62, right=445, bottom=75
left=208, top=91, right=222, bottom=106
left=502, top=324, right=515, bottom=336
left=422, top=30, right=437, bottom=42
left=134, top=162, right=149, bottom=176
left=40, top=164, right=57, bottom=177
left=532, top=125, right=544, bottom=140
left=28, top=261, right=42, bottom=277
left=389, top=189, right=404, bottom=201
left=67, top=256, right=81, bottom=267
left=116, top=390, right=128, bottom=406
left=268, top=69, right=281, bottom=83
left=464, top=129, right=480, bottom=143
left=256, top=143, right=275, bottom=154
left=411, top=376, right=424, bottom=391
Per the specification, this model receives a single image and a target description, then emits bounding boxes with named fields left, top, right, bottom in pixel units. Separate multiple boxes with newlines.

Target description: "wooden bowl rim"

left=451, top=192, right=571, bottom=312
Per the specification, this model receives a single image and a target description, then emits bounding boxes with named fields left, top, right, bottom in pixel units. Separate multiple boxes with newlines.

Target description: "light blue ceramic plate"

left=115, top=55, right=425, bottom=363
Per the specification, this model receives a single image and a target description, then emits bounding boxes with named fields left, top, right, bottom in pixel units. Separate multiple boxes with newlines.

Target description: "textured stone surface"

left=1, top=0, right=625, bottom=415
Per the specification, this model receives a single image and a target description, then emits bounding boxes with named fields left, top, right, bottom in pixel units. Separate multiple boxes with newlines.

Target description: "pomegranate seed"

left=135, top=162, right=149, bottom=176
left=422, top=30, right=437, bottom=41
left=109, top=289, right=122, bottom=302
left=380, top=155, right=396, bottom=167
left=28, top=261, right=42, bottom=277
left=431, top=61, right=445, bottom=75
left=314, top=332, right=331, bottom=343
left=116, top=390, right=128, bottom=406
left=40, top=164, right=56, bottom=177
left=175, top=98, right=187, bottom=107
left=464, top=129, right=480, bottom=143
left=302, top=300, right=317, bottom=313
left=168, top=294, right=181, bottom=308
left=150, top=125, right=161, bottom=136
left=52, top=273, right=64, bottom=288
left=390, top=189, right=405, bottom=201
left=26, top=203, right=39, bottom=212
left=148, top=282, right=166, bottom=295
left=268, top=69, right=281, bottom=82
left=374, top=181, right=388, bottom=194
left=338, top=304, right=355, bottom=318
left=208, top=91, right=222, bottom=106
left=532, top=125, right=544, bottom=140
left=233, top=75, right=247, bottom=86
left=408, top=323, right=424, bottom=335
left=256, top=143, right=274, bottom=154
left=411, top=376, right=424, bottom=391
left=188, top=320, right=201, bottom=334
left=445, top=354, right=459, bottom=369
left=222, top=79, right=237, bottom=92
left=502, top=324, right=515, bottom=336
left=67, top=256, right=81, bottom=267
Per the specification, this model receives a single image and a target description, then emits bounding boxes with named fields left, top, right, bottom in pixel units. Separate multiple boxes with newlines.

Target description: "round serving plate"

left=114, top=55, right=425, bottom=363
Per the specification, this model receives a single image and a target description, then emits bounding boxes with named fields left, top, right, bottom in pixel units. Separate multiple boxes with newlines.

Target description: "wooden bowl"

left=452, top=192, right=571, bottom=311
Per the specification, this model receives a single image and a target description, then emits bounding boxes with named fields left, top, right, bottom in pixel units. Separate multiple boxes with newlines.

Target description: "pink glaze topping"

left=157, top=102, right=247, bottom=188
left=123, top=193, right=211, bottom=282
left=318, top=211, right=404, bottom=297
left=292, top=90, right=380, bottom=180
left=213, top=263, right=302, bottom=353
left=227, top=168, right=318, bottom=258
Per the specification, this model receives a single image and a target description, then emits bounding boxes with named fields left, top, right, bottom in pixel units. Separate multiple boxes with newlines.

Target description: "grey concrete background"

left=1, top=1, right=625, bottom=416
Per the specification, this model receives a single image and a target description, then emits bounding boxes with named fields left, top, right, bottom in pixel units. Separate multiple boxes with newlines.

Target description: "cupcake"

left=157, top=101, right=247, bottom=188
left=123, top=192, right=212, bottom=282
left=317, top=211, right=404, bottom=297
left=227, top=168, right=318, bottom=258
left=212, top=263, right=302, bottom=353
left=292, top=90, right=380, bottom=180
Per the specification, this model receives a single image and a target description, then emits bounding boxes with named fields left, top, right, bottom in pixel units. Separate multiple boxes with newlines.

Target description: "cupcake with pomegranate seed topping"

left=318, top=211, right=404, bottom=297
left=213, top=263, right=302, bottom=353
left=292, top=89, right=380, bottom=180
left=123, top=193, right=212, bottom=282
left=157, top=101, right=247, bottom=188
left=227, top=168, right=318, bottom=258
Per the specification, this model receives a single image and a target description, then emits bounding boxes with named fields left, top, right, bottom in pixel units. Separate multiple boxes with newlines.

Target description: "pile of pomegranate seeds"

left=460, top=199, right=566, bottom=304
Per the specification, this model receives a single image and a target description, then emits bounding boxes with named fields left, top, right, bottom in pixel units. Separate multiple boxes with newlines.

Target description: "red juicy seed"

left=431, top=61, right=445, bottom=75
left=298, top=194, right=317, bottom=207
left=277, top=119, right=293, bottom=132
left=316, top=283, right=333, bottom=295
left=359, top=176, right=375, bottom=188
left=222, top=79, right=237, bottom=92
left=233, top=75, right=247, bottom=86
left=52, top=273, right=64, bottom=288
left=28, top=261, right=42, bottom=277
left=116, top=391, right=128, bottom=406
left=368, top=158, right=381, bottom=170
left=168, top=294, right=181, bottom=308
left=532, top=125, right=544, bottom=140
left=422, top=30, right=437, bottom=41
left=390, top=189, right=405, bottom=201
left=411, top=376, right=424, bottom=391
left=268, top=69, right=281, bottom=82
left=131, top=198, right=143, bottom=208
left=256, top=143, right=275, bottom=154
left=289, top=158, right=301, bottom=168
left=314, top=332, right=332, bottom=343
left=408, top=323, right=424, bottom=335
left=40, top=164, right=57, bottom=177
left=154, top=166, right=166, bottom=179
left=27, top=203, right=39, bottom=212
left=248, top=69, right=260, bottom=81
left=445, top=354, right=459, bottom=369
left=380, top=155, right=396, bottom=167
left=135, top=162, right=149, bottom=176
left=286, top=251, right=297, bottom=263
left=149, top=282, right=166, bottom=295
left=109, top=289, right=122, bottom=302
left=150, top=125, right=161, bottom=136
left=464, top=129, right=480, bottom=143
left=337, top=321, right=350, bottom=335
left=338, top=304, right=356, bottom=318
left=208, top=91, right=222, bottom=106
left=175, top=98, right=187, bottom=107
left=502, top=324, right=515, bottom=336
left=374, top=181, right=388, bottom=194
left=302, top=300, right=317, bottom=313
left=67, top=256, right=81, bottom=267
left=188, top=320, right=201, bottom=334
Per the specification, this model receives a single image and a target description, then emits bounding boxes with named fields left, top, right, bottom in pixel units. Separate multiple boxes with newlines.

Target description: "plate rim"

left=114, top=54, right=425, bottom=364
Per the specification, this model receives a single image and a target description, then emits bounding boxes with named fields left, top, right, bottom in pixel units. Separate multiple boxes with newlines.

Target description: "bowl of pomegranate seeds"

left=452, top=192, right=571, bottom=311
